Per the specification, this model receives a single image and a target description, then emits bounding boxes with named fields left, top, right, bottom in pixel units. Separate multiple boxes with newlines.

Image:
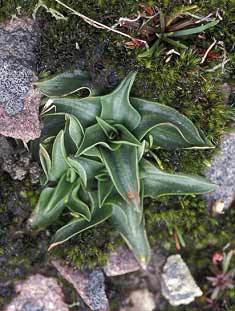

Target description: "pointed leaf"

left=113, top=124, right=141, bottom=146
left=49, top=204, right=113, bottom=249
left=141, top=159, right=217, bottom=198
left=34, top=70, right=95, bottom=97
left=100, top=144, right=141, bottom=211
left=51, top=97, right=101, bottom=127
left=171, top=20, right=219, bottom=37
left=100, top=72, right=141, bottom=130
left=131, top=97, right=212, bottom=148
left=67, top=156, right=104, bottom=189
left=66, top=183, right=91, bottom=221
left=64, top=114, right=84, bottom=154
left=77, top=124, right=117, bottom=156
left=39, top=144, right=51, bottom=183
left=98, top=177, right=113, bottom=208
left=49, top=130, right=69, bottom=181
left=149, top=123, right=204, bottom=150
left=107, top=194, right=150, bottom=268
left=96, top=117, right=118, bottom=138
left=31, top=174, right=75, bottom=229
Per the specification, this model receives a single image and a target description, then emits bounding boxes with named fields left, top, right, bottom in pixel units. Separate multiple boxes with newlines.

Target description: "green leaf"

left=137, top=38, right=161, bottom=59
left=171, top=20, right=219, bottom=37
left=98, top=177, right=113, bottom=208
left=100, top=144, right=141, bottom=211
left=34, top=70, right=95, bottom=97
left=49, top=130, right=69, bottom=181
left=131, top=97, right=212, bottom=148
left=66, top=183, right=91, bottom=221
left=141, top=159, right=217, bottom=198
left=49, top=204, right=113, bottom=250
left=31, top=174, right=76, bottom=229
left=100, top=72, right=141, bottom=130
left=39, top=144, right=51, bottom=183
left=113, top=124, right=141, bottom=146
left=51, top=97, right=101, bottom=127
left=77, top=124, right=118, bottom=156
left=149, top=123, right=203, bottom=150
left=96, top=117, right=141, bottom=147
left=41, top=113, right=66, bottom=141
left=107, top=194, right=150, bottom=268
left=162, top=36, right=187, bottom=49
left=64, top=114, right=84, bottom=154
left=67, top=156, right=104, bottom=189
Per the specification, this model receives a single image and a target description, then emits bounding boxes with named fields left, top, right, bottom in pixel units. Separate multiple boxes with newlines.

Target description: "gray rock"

left=0, top=17, right=41, bottom=142
left=52, top=260, right=109, bottom=311
left=161, top=254, right=202, bottom=306
left=4, top=274, right=69, bottom=311
left=104, top=246, right=140, bottom=277
left=204, top=133, right=235, bottom=210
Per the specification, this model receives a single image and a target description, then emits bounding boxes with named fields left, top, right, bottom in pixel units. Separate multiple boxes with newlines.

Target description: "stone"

left=104, top=246, right=141, bottom=277
left=121, top=289, right=156, bottom=311
left=161, top=254, right=202, bottom=306
left=204, top=133, right=235, bottom=210
left=4, top=274, right=69, bottom=311
left=0, top=17, right=41, bottom=142
left=52, top=260, right=109, bottom=311
left=0, top=135, right=41, bottom=182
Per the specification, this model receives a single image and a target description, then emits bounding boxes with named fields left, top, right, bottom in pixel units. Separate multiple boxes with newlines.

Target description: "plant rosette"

left=30, top=70, right=216, bottom=268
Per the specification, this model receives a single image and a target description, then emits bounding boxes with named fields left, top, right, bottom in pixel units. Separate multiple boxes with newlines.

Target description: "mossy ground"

left=1, top=0, right=235, bottom=309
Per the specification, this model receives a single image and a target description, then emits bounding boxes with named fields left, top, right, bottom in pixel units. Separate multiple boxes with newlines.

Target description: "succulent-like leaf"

left=141, top=159, right=217, bottom=198
left=67, top=156, right=104, bottom=189
left=131, top=97, right=213, bottom=148
left=98, top=177, right=113, bottom=208
left=100, top=144, right=141, bottom=211
left=41, top=113, right=66, bottom=141
left=51, top=97, right=101, bottom=127
left=49, top=130, right=69, bottom=181
left=77, top=124, right=118, bottom=155
left=39, top=144, right=51, bottom=183
left=66, top=183, right=91, bottom=221
left=107, top=194, right=150, bottom=268
left=97, top=117, right=141, bottom=147
left=149, top=123, right=203, bottom=150
left=49, top=204, right=113, bottom=250
left=34, top=70, right=95, bottom=97
left=31, top=174, right=76, bottom=229
left=100, top=72, right=141, bottom=130
left=64, top=114, right=84, bottom=154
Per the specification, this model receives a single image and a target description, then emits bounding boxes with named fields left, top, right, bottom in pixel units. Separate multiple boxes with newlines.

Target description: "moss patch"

left=0, top=173, right=49, bottom=308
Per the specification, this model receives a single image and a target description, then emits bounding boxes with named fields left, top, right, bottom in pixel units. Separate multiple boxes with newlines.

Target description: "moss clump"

left=0, top=172, right=49, bottom=308
left=51, top=223, right=121, bottom=269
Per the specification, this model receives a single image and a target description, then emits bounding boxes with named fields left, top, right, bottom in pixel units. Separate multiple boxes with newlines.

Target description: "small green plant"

left=120, top=5, right=219, bottom=60
left=30, top=71, right=216, bottom=267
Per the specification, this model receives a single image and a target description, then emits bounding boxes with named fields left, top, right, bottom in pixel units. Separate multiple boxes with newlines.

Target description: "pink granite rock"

left=4, top=274, right=69, bottom=311
left=104, top=246, right=141, bottom=276
left=0, top=85, right=41, bottom=142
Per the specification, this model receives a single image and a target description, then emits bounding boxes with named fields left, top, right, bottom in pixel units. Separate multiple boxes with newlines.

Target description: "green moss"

left=51, top=223, right=121, bottom=269
left=0, top=173, right=49, bottom=309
